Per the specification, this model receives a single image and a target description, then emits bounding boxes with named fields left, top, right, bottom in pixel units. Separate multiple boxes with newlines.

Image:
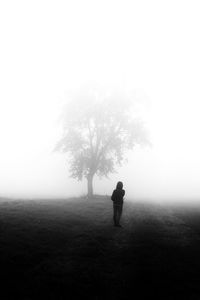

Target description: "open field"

left=1, top=196, right=200, bottom=299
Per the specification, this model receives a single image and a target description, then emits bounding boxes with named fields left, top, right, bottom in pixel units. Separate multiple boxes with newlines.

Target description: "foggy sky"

left=0, top=0, right=200, bottom=200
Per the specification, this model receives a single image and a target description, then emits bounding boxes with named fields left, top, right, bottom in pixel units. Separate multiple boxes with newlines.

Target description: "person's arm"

left=122, top=189, right=125, bottom=197
left=111, top=190, right=115, bottom=201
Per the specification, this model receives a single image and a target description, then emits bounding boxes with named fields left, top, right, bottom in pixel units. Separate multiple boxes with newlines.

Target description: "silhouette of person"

left=111, top=181, right=125, bottom=227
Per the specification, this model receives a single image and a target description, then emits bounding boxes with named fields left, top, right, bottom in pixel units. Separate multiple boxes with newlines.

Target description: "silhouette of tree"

left=55, top=85, right=150, bottom=197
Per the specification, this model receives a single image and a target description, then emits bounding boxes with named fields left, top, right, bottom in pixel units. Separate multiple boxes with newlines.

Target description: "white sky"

left=0, top=0, right=200, bottom=199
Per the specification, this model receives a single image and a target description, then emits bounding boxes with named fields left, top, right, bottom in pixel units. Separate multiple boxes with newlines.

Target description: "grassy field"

left=1, top=196, right=200, bottom=299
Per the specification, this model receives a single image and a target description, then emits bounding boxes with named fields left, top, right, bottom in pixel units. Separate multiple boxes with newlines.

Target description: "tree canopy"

left=55, top=85, right=150, bottom=197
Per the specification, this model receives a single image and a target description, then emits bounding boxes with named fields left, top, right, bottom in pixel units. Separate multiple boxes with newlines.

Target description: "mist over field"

left=2, top=4, right=200, bottom=299
left=1, top=0, right=200, bottom=202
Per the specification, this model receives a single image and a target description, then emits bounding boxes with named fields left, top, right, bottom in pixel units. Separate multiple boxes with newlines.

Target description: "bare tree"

left=55, top=85, right=150, bottom=197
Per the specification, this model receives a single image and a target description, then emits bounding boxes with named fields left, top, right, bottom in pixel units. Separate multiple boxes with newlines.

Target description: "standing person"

left=111, top=181, right=125, bottom=227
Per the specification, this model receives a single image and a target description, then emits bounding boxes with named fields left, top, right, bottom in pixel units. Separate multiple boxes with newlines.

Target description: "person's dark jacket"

left=111, top=188, right=125, bottom=205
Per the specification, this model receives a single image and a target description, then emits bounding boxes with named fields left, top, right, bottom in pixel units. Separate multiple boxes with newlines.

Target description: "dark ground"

left=1, top=196, right=200, bottom=299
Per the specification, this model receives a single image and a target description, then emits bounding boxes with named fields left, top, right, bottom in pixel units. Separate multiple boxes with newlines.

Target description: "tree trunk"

left=87, top=174, right=94, bottom=198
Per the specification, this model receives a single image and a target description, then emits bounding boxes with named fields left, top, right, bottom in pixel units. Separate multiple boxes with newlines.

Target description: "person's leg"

left=118, top=204, right=123, bottom=225
left=115, top=205, right=120, bottom=225
left=113, top=204, right=117, bottom=225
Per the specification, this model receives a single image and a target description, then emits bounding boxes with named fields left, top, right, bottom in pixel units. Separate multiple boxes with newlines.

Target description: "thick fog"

left=0, top=1, right=200, bottom=201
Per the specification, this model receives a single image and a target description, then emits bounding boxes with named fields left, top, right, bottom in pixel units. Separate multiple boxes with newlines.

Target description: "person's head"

left=116, top=181, right=123, bottom=190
